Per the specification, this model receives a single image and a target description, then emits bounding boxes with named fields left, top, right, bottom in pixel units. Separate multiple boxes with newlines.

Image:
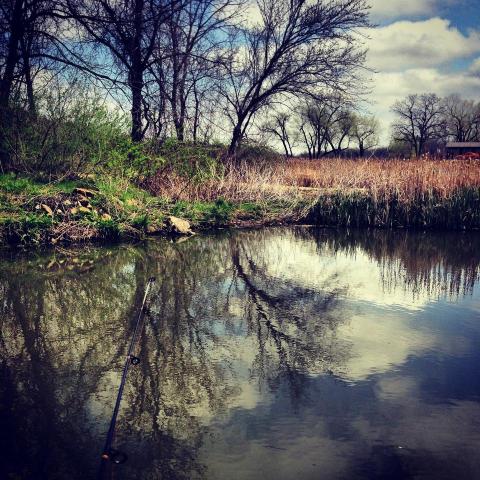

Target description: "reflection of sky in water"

left=190, top=229, right=480, bottom=479
left=1, top=227, right=480, bottom=480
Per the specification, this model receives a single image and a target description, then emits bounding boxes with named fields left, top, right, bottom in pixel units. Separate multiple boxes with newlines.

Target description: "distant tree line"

left=0, top=0, right=370, bottom=169
left=256, top=92, right=480, bottom=159
left=259, top=95, right=380, bottom=158
left=390, top=93, right=480, bottom=157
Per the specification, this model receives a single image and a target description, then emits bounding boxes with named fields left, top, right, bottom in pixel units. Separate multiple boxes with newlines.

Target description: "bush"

left=157, top=138, right=224, bottom=181
left=234, top=141, right=281, bottom=164
left=1, top=84, right=128, bottom=177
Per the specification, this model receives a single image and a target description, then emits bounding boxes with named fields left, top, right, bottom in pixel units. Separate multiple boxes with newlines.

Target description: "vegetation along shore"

left=1, top=149, right=479, bottom=247
left=1, top=0, right=479, bottom=248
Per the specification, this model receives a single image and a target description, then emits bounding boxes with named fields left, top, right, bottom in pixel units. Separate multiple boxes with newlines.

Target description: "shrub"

left=157, top=138, right=224, bottom=181
left=1, top=85, right=128, bottom=177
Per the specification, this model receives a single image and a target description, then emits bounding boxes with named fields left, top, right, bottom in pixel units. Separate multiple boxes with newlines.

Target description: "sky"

left=366, top=0, right=480, bottom=144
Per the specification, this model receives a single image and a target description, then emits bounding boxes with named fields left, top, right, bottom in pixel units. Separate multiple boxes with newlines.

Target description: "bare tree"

left=219, top=0, right=369, bottom=155
left=0, top=0, right=67, bottom=169
left=299, top=96, right=354, bottom=158
left=66, top=0, right=179, bottom=142
left=443, top=94, right=480, bottom=142
left=260, top=111, right=294, bottom=156
left=391, top=93, right=445, bottom=157
left=151, top=0, right=242, bottom=141
left=351, top=113, right=379, bottom=157
left=0, top=0, right=25, bottom=109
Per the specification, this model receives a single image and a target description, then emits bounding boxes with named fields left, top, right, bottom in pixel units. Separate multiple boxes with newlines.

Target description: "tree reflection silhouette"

left=1, top=228, right=479, bottom=479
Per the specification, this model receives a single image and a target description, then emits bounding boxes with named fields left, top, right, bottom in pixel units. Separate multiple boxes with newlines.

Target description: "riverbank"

left=1, top=157, right=479, bottom=246
left=0, top=172, right=309, bottom=246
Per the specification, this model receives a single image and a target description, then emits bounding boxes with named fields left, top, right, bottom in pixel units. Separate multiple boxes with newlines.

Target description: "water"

left=1, top=227, right=480, bottom=480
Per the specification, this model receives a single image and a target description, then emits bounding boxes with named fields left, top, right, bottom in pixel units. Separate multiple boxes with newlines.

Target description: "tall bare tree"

left=67, top=0, right=179, bottom=142
left=351, top=113, right=379, bottom=157
left=391, top=93, right=445, bottom=157
left=299, top=96, right=354, bottom=158
left=219, top=0, right=369, bottom=155
left=0, top=0, right=67, bottom=169
left=260, top=111, right=294, bottom=156
left=443, top=94, right=480, bottom=142
left=0, top=0, right=25, bottom=109
left=151, top=0, right=242, bottom=141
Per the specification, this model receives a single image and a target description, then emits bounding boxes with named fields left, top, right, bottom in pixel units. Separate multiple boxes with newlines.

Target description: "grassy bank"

left=285, top=158, right=480, bottom=230
left=1, top=157, right=479, bottom=247
left=0, top=171, right=306, bottom=246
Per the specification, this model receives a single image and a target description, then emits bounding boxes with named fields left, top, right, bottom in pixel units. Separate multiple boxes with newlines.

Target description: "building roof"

left=446, top=142, right=480, bottom=148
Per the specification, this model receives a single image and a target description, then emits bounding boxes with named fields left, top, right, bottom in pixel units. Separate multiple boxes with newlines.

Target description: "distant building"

left=446, top=142, right=480, bottom=157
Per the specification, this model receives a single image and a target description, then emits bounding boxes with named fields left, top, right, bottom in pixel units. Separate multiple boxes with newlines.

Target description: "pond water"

left=1, top=227, right=480, bottom=480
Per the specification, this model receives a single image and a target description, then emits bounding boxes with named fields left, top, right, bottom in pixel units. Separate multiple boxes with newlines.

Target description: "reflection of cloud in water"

left=1, top=227, right=479, bottom=480
left=336, top=313, right=435, bottom=382
left=188, top=336, right=273, bottom=421
left=255, top=233, right=435, bottom=311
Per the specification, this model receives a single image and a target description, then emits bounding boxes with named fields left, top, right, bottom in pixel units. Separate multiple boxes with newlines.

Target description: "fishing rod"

left=99, top=276, right=156, bottom=468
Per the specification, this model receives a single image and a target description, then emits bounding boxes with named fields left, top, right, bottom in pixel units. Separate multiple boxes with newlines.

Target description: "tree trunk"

left=228, top=124, right=243, bottom=156
left=176, top=100, right=185, bottom=141
left=130, top=0, right=144, bottom=143
left=21, top=37, right=36, bottom=115
left=130, top=70, right=144, bottom=142
left=0, top=0, right=23, bottom=108
left=358, top=141, right=364, bottom=157
left=192, top=88, right=200, bottom=144
left=280, top=139, right=290, bottom=157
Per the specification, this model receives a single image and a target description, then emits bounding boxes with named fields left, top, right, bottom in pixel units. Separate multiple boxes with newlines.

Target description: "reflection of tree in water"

left=0, top=244, right=215, bottom=480
left=0, top=246, right=154, bottom=479
left=228, top=237, right=348, bottom=401
left=0, top=233, right=350, bottom=479
left=298, top=228, right=480, bottom=298
left=2, top=228, right=477, bottom=479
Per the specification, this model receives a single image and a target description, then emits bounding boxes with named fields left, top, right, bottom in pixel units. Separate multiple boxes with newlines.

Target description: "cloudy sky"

left=366, top=0, right=480, bottom=143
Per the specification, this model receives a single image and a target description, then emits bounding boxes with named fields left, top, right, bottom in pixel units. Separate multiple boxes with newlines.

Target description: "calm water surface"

left=1, top=227, right=480, bottom=480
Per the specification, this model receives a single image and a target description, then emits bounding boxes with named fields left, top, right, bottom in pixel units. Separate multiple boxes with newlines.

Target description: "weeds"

left=1, top=156, right=479, bottom=247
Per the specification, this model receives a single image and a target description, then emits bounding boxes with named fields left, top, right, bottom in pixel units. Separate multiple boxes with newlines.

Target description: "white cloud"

left=361, top=17, right=480, bottom=144
left=469, top=57, right=480, bottom=74
left=366, top=18, right=480, bottom=71
left=369, top=0, right=437, bottom=20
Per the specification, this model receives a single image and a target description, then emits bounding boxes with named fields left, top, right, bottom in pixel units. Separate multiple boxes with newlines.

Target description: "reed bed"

left=282, top=157, right=480, bottom=195
left=144, top=157, right=480, bottom=230
left=143, top=160, right=306, bottom=203
left=284, top=158, right=480, bottom=230
left=147, top=157, right=480, bottom=200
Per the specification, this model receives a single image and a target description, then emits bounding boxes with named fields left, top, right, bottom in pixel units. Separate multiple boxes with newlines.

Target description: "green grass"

left=0, top=212, right=53, bottom=245
left=0, top=173, right=43, bottom=195
left=307, top=187, right=480, bottom=230
left=170, top=199, right=235, bottom=224
left=2, top=169, right=478, bottom=247
left=0, top=173, right=280, bottom=246
left=0, top=173, right=90, bottom=195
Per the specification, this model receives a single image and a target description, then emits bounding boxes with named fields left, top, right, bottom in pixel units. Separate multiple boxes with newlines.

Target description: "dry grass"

left=282, top=157, right=480, bottom=197
left=142, top=156, right=480, bottom=229
left=143, top=160, right=307, bottom=203
left=144, top=157, right=480, bottom=203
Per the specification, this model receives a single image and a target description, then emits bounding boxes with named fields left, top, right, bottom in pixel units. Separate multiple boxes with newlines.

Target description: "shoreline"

left=2, top=192, right=479, bottom=249
left=1, top=167, right=479, bottom=249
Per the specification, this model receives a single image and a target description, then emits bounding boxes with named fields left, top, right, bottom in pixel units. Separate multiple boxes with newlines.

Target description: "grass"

left=0, top=171, right=295, bottom=246
left=278, top=158, right=480, bottom=229
left=1, top=156, right=479, bottom=246
left=281, top=157, right=479, bottom=195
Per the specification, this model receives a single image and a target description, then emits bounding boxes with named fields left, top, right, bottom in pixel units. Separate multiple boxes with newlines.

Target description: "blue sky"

left=366, top=0, right=480, bottom=143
